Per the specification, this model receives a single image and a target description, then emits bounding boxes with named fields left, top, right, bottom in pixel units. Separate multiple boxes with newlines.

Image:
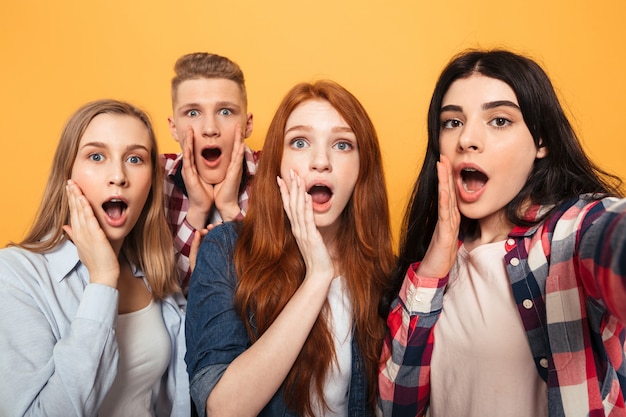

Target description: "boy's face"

left=168, top=78, right=253, bottom=185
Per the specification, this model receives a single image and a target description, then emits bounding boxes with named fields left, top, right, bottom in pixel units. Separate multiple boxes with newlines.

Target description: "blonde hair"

left=171, top=52, right=247, bottom=106
left=14, top=99, right=178, bottom=299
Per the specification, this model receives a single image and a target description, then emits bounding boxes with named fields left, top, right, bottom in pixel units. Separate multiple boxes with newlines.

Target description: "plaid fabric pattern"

left=379, top=195, right=626, bottom=417
left=160, top=146, right=260, bottom=295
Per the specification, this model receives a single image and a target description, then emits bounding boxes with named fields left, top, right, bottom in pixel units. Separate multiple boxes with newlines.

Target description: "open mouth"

left=307, top=185, right=333, bottom=204
left=102, top=199, right=127, bottom=219
left=460, top=168, right=488, bottom=193
left=201, top=148, right=222, bottom=162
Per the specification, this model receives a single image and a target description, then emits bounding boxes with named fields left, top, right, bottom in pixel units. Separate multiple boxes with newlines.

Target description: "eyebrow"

left=440, top=100, right=521, bottom=113
left=178, top=101, right=241, bottom=110
left=284, top=125, right=354, bottom=134
left=80, top=141, right=151, bottom=153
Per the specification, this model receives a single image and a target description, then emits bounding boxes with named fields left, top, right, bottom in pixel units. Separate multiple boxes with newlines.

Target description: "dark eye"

left=490, top=117, right=511, bottom=128
left=441, top=119, right=462, bottom=129
left=89, top=153, right=104, bottom=162
left=218, top=108, right=233, bottom=116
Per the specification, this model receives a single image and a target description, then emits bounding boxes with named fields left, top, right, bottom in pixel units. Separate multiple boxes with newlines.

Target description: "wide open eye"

left=290, top=138, right=308, bottom=149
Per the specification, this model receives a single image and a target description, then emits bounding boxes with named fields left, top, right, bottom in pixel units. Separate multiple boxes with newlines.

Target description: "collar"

left=42, top=238, right=82, bottom=283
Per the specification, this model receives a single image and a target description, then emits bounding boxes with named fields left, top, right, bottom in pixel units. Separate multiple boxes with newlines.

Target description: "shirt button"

left=510, top=257, right=520, bottom=266
left=507, top=238, right=515, bottom=246
left=415, top=295, right=422, bottom=302
left=523, top=299, right=533, bottom=309
left=539, top=358, right=548, bottom=368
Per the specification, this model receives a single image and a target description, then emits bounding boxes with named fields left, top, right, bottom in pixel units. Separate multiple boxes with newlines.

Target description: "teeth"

left=462, top=168, right=477, bottom=172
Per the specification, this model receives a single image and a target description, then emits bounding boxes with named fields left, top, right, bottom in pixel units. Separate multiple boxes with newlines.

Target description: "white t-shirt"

left=429, top=241, right=547, bottom=417
left=99, top=300, right=171, bottom=417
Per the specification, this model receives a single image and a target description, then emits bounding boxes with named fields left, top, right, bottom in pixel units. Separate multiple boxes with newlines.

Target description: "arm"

left=577, top=196, right=626, bottom=323
left=186, top=173, right=336, bottom=417
left=378, top=156, right=459, bottom=417
left=0, top=273, right=119, bottom=417
left=0, top=182, right=120, bottom=416
left=378, top=265, right=448, bottom=417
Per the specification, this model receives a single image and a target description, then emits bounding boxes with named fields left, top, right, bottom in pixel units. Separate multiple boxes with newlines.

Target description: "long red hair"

left=234, top=80, right=394, bottom=415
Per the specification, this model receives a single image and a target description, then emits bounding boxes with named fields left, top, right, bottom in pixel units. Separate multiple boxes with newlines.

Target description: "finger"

left=182, top=126, right=197, bottom=176
left=277, top=176, right=294, bottom=224
left=439, top=155, right=457, bottom=217
left=229, top=125, right=245, bottom=168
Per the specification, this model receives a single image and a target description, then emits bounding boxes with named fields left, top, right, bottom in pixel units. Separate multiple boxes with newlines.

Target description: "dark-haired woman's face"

left=438, top=74, right=546, bottom=229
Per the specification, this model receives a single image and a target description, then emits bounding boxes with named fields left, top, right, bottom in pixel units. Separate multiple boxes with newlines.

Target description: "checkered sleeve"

left=578, top=197, right=626, bottom=324
left=378, top=263, right=449, bottom=417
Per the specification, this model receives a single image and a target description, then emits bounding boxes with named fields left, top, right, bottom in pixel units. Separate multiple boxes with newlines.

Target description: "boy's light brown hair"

left=170, top=52, right=247, bottom=106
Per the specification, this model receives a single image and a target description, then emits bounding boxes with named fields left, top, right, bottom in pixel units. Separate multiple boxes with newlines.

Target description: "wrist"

left=186, top=206, right=210, bottom=230
left=218, top=204, right=242, bottom=223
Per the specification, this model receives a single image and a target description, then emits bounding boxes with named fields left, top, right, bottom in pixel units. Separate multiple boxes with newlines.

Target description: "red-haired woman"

left=185, top=80, right=395, bottom=417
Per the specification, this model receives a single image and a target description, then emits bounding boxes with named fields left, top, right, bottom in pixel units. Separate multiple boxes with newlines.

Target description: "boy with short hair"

left=161, top=52, right=259, bottom=294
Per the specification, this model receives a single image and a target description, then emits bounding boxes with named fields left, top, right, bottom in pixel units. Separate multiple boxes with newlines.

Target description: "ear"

left=244, top=113, right=254, bottom=139
left=168, top=116, right=181, bottom=143
left=536, top=139, right=548, bottom=159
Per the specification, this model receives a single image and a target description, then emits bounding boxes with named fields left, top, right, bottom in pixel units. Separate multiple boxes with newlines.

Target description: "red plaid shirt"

left=379, top=195, right=626, bottom=417
left=160, top=147, right=260, bottom=295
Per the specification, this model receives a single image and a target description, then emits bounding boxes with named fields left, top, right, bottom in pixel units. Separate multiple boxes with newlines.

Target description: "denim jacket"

left=185, top=222, right=371, bottom=417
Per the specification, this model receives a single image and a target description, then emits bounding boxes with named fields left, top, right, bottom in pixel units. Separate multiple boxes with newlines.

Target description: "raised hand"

left=418, top=155, right=461, bottom=278
left=214, top=125, right=245, bottom=222
left=277, top=170, right=335, bottom=280
left=62, top=180, right=120, bottom=287
left=180, top=126, right=215, bottom=230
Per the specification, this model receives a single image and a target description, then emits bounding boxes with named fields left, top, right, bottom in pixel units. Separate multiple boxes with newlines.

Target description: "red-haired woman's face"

left=280, top=99, right=359, bottom=232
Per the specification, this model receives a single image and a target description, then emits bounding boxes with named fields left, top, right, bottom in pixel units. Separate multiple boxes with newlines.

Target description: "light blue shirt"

left=0, top=239, right=190, bottom=417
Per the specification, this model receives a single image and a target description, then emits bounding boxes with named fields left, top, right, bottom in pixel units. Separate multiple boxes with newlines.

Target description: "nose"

left=109, top=162, right=128, bottom=187
left=310, top=146, right=331, bottom=172
left=457, top=121, right=482, bottom=152
left=201, top=115, right=219, bottom=138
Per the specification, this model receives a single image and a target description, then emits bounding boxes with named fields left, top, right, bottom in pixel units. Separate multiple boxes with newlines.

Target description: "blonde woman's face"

left=70, top=113, right=153, bottom=247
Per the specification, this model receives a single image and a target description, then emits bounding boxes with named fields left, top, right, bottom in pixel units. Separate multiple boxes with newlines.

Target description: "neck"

left=465, top=211, right=514, bottom=251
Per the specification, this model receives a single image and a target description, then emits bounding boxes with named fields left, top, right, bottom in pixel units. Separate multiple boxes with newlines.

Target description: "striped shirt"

left=378, top=195, right=626, bottom=417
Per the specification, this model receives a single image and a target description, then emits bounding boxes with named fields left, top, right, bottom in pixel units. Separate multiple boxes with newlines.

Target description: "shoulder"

left=160, top=153, right=183, bottom=174
left=0, top=246, right=47, bottom=280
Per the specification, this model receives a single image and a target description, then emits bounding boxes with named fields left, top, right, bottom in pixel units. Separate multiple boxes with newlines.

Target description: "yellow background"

left=2, top=0, right=625, bottom=246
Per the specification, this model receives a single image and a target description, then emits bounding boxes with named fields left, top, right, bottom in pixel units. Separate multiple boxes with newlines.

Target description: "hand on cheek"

left=277, top=170, right=334, bottom=280
left=63, top=180, right=120, bottom=287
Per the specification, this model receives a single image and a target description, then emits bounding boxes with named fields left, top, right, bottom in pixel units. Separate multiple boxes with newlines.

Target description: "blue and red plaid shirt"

left=160, top=147, right=260, bottom=295
left=379, top=195, right=626, bottom=417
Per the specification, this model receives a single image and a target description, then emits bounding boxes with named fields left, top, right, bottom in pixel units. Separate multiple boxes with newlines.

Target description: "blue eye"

left=187, top=109, right=200, bottom=117
left=291, top=139, right=308, bottom=149
left=218, top=108, right=233, bottom=116
left=334, top=141, right=353, bottom=151
left=127, top=155, right=143, bottom=164
left=89, top=153, right=104, bottom=162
